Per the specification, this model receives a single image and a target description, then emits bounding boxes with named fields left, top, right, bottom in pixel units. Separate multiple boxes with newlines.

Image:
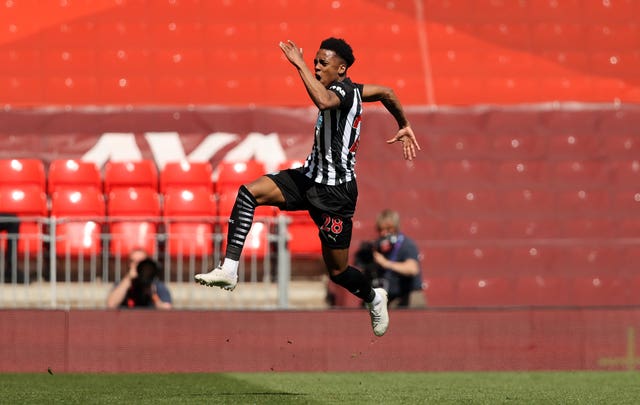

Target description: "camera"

left=356, top=234, right=399, bottom=265
left=129, top=258, right=160, bottom=306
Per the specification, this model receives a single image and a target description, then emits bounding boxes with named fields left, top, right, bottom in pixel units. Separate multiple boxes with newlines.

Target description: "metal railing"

left=0, top=215, right=327, bottom=310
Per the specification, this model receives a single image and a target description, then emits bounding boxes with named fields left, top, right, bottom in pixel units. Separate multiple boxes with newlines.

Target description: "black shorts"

left=266, top=167, right=358, bottom=249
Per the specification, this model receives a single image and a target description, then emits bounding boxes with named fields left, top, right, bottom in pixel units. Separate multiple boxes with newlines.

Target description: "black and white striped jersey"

left=302, top=78, right=362, bottom=186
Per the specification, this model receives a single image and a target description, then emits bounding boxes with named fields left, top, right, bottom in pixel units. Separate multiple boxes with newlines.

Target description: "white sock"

left=369, top=289, right=383, bottom=307
left=220, top=258, right=239, bottom=275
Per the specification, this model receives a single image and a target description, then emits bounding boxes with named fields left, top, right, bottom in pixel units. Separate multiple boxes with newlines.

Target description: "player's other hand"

left=386, top=125, right=421, bottom=161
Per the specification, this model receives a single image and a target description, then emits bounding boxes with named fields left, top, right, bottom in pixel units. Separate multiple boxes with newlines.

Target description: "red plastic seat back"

left=164, top=188, right=216, bottom=256
left=51, top=187, right=105, bottom=256
left=107, top=187, right=161, bottom=256
left=215, top=160, right=266, bottom=195
left=0, top=159, right=45, bottom=190
left=48, top=159, right=101, bottom=193
left=0, top=185, right=47, bottom=254
left=160, top=161, right=213, bottom=193
left=104, top=160, right=158, bottom=193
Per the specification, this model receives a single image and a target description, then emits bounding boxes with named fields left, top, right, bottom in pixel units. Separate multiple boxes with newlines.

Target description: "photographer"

left=355, top=209, right=423, bottom=308
left=106, top=249, right=172, bottom=310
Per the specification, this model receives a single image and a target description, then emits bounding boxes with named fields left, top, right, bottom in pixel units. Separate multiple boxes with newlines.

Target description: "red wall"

left=2, top=309, right=640, bottom=373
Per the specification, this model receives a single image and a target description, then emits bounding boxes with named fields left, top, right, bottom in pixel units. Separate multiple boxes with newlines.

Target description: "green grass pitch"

left=3, top=371, right=640, bottom=404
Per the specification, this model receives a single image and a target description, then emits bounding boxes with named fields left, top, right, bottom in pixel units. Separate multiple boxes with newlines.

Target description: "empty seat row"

left=0, top=183, right=320, bottom=258
left=423, top=275, right=640, bottom=307
left=329, top=274, right=640, bottom=308
left=0, top=158, right=268, bottom=194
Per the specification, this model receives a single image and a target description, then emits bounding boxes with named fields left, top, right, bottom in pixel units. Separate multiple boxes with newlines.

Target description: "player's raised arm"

left=361, top=84, right=421, bottom=161
left=279, top=39, right=341, bottom=110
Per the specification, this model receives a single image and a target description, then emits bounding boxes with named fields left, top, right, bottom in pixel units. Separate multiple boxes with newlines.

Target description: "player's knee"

left=327, top=266, right=348, bottom=279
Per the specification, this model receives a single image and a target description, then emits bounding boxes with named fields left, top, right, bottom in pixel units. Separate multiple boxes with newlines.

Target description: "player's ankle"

left=220, top=258, right=239, bottom=275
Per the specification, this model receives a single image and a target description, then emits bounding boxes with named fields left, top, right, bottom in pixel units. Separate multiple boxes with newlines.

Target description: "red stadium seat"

left=625, top=276, right=640, bottom=305
left=97, top=76, right=153, bottom=104
left=0, top=159, right=45, bottom=190
left=531, top=23, right=585, bottom=51
left=0, top=185, right=47, bottom=254
left=274, top=160, right=320, bottom=255
left=0, top=50, right=40, bottom=75
left=611, top=160, right=640, bottom=186
left=50, top=187, right=105, bottom=256
left=551, top=160, right=608, bottom=187
left=153, top=76, right=210, bottom=104
left=147, top=23, right=205, bottom=49
left=491, top=134, right=546, bottom=159
left=602, top=134, right=640, bottom=158
left=163, top=188, right=216, bottom=256
left=44, top=20, right=97, bottom=48
left=558, top=218, right=614, bottom=239
left=546, top=134, right=601, bottom=159
left=104, top=160, right=158, bottom=193
left=285, top=213, right=321, bottom=256
left=439, top=159, right=494, bottom=185
left=40, top=50, right=96, bottom=74
left=97, top=49, right=150, bottom=74
left=43, top=76, right=99, bottom=104
left=97, top=21, right=149, bottom=48
left=447, top=219, right=503, bottom=240
left=614, top=218, right=640, bottom=239
left=215, top=160, right=267, bottom=196
left=48, top=159, right=101, bottom=194
left=444, top=189, right=500, bottom=216
left=160, top=161, right=214, bottom=193
left=107, top=187, right=161, bottom=257
left=496, top=160, right=549, bottom=186
left=500, top=189, right=555, bottom=216
left=612, top=190, right=640, bottom=213
left=556, top=189, right=609, bottom=215
left=570, top=276, right=630, bottom=306
left=456, top=276, right=514, bottom=307
left=422, top=276, right=457, bottom=307
left=509, top=246, right=557, bottom=275
left=450, top=247, right=505, bottom=276
left=277, top=159, right=305, bottom=171
left=151, top=49, right=206, bottom=75
left=553, top=246, right=622, bottom=276
left=486, top=77, right=540, bottom=104
left=513, top=275, right=571, bottom=306
left=587, top=24, right=638, bottom=51
left=502, top=219, right=558, bottom=239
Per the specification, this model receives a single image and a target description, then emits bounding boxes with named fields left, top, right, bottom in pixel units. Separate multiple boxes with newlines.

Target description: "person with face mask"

left=356, top=209, right=423, bottom=308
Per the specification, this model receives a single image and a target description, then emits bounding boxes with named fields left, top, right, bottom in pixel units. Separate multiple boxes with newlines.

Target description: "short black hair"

left=320, top=37, right=355, bottom=68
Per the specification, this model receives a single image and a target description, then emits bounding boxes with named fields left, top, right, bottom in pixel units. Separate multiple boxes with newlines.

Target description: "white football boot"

left=195, top=266, right=238, bottom=291
left=366, top=288, right=389, bottom=336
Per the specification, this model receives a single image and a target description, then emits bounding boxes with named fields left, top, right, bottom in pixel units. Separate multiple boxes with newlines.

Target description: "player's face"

left=313, top=49, right=346, bottom=87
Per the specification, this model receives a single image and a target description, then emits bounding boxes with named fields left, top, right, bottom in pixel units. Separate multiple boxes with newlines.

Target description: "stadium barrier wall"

left=2, top=308, right=640, bottom=373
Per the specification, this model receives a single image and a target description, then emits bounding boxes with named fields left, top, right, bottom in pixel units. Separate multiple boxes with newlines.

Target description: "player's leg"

left=322, top=244, right=389, bottom=337
left=314, top=209, right=389, bottom=337
left=195, top=176, right=284, bottom=290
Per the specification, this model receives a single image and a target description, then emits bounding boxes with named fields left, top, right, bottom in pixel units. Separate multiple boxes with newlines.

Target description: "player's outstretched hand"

left=279, top=40, right=305, bottom=69
left=386, top=125, right=420, bottom=161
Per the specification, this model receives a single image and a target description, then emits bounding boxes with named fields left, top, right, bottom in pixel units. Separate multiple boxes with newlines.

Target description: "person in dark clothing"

left=355, top=209, right=423, bottom=308
left=0, top=213, right=21, bottom=283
